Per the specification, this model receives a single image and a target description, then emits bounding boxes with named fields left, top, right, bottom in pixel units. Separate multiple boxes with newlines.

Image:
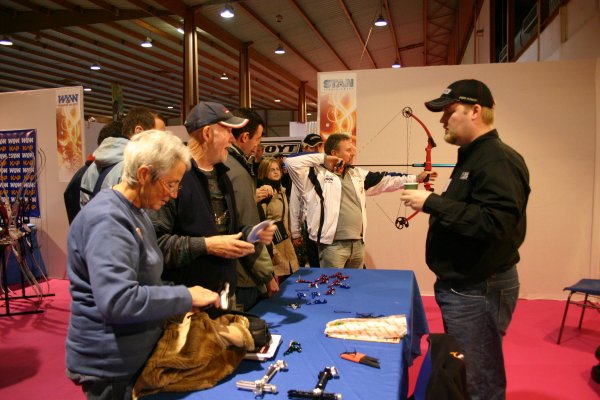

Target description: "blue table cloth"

left=150, top=268, right=429, bottom=400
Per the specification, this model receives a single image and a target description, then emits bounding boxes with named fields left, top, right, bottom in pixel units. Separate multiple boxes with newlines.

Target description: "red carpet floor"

left=1, top=279, right=599, bottom=399
left=408, top=295, right=600, bottom=399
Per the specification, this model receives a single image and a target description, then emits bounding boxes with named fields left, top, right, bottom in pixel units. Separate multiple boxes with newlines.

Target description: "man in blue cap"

left=149, top=102, right=275, bottom=309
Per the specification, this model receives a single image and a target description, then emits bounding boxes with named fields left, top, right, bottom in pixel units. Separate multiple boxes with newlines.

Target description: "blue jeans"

left=434, top=266, right=519, bottom=400
left=318, top=239, right=364, bottom=269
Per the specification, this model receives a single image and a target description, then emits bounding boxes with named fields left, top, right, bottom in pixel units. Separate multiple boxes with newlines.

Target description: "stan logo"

left=460, top=171, right=469, bottom=180
left=323, top=79, right=354, bottom=89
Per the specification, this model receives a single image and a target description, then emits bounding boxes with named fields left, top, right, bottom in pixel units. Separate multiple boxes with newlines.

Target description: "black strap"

left=92, top=162, right=118, bottom=196
left=308, top=167, right=325, bottom=246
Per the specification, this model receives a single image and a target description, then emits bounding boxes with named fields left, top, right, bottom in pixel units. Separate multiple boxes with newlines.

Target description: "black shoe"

left=592, top=365, right=600, bottom=384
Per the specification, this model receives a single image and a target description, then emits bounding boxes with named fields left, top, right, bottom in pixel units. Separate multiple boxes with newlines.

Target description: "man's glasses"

left=158, top=178, right=183, bottom=195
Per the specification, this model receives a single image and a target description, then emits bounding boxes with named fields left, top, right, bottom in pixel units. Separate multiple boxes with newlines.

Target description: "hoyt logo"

left=58, top=94, right=79, bottom=104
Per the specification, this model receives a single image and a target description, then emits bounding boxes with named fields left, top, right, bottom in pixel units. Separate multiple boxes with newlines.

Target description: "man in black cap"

left=289, top=133, right=324, bottom=267
left=401, top=79, right=530, bottom=400
left=149, top=101, right=275, bottom=308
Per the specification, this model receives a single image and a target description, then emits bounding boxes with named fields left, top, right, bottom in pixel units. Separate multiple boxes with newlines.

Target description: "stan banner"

left=55, top=87, right=84, bottom=182
left=318, top=72, right=357, bottom=143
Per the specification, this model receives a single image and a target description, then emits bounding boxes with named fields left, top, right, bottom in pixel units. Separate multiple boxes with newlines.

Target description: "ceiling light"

left=307, top=113, right=312, bottom=116
left=374, top=14, right=388, bottom=27
left=177, top=28, right=184, bottom=34
left=141, top=37, right=153, bottom=48
left=274, top=44, right=285, bottom=55
left=0, top=36, right=13, bottom=46
left=220, top=4, right=234, bottom=19
left=392, top=59, right=401, bottom=68
left=220, top=72, right=228, bottom=80
left=90, top=63, right=101, bottom=71
left=167, top=106, right=174, bottom=109
left=274, top=98, right=281, bottom=103
left=83, top=87, right=92, bottom=92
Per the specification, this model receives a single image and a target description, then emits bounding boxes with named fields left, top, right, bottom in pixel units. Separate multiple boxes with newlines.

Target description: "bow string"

left=358, top=106, right=437, bottom=230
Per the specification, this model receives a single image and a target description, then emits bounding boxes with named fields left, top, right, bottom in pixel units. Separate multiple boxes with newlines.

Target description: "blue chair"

left=557, top=279, right=600, bottom=344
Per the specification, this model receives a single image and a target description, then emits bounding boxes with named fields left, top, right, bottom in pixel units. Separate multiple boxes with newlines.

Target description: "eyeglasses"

left=158, top=177, right=183, bottom=195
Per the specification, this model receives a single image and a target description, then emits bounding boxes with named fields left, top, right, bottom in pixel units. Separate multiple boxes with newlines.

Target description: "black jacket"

left=150, top=161, right=248, bottom=294
left=423, top=130, right=530, bottom=283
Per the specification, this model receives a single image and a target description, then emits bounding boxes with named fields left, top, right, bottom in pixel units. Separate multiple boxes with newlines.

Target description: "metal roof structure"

left=0, top=0, right=477, bottom=121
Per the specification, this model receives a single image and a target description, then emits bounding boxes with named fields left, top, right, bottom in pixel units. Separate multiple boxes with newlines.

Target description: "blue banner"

left=0, top=129, right=40, bottom=218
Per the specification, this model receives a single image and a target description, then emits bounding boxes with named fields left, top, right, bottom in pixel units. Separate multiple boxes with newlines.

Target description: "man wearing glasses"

left=149, top=102, right=275, bottom=309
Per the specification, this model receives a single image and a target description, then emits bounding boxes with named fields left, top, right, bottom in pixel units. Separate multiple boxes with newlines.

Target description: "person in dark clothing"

left=401, top=79, right=530, bottom=400
left=225, top=108, right=278, bottom=311
left=149, top=102, right=275, bottom=308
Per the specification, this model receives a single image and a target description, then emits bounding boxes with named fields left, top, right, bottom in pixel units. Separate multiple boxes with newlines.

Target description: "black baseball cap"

left=425, top=79, right=495, bottom=112
left=184, top=101, right=248, bottom=133
left=302, top=133, right=323, bottom=147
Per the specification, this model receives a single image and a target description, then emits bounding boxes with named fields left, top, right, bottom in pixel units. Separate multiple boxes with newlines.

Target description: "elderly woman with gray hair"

left=66, top=130, right=221, bottom=400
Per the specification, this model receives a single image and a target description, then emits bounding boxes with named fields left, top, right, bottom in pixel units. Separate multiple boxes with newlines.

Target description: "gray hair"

left=121, top=130, right=191, bottom=186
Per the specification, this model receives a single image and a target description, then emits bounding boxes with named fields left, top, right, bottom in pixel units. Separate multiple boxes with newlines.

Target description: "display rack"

left=0, top=238, right=54, bottom=317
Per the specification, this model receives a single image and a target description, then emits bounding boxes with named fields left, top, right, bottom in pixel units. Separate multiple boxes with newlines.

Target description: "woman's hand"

left=256, top=185, right=274, bottom=203
left=188, top=286, right=221, bottom=310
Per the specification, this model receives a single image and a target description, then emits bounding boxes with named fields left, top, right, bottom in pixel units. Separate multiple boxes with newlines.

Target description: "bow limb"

left=402, top=107, right=436, bottom=192
left=394, top=107, right=437, bottom=229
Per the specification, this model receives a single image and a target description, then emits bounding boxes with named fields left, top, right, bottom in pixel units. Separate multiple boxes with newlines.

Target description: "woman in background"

left=66, top=130, right=221, bottom=400
left=257, top=158, right=299, bottom=282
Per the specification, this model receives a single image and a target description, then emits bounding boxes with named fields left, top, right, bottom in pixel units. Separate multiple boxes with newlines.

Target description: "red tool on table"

left=340, top=351, right=380, bottom=368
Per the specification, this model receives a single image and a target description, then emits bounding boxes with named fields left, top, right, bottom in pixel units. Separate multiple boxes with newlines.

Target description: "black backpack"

left=63, top=162, right=117, bottom=224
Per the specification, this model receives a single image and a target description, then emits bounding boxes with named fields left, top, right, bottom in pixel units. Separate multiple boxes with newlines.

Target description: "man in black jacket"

left=225, top=108, right=279, bottom=310
left=401, top=79, right=530, bottom=400
left=149, top=102, right=275, bottom=308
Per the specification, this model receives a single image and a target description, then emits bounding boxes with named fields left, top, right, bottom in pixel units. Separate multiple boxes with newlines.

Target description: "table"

left=150, top=268, right=429, bottom=400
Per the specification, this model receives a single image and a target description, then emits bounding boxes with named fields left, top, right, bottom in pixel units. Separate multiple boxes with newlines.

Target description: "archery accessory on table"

left=284, top=340, right=302, bottom=355
left=288, top=366, right=341, bottom=400
left=340, top=351, right=380, bottom=369
left=236, top=359, right=288, bottom=395
left=306, top=299, right=327, bottom=305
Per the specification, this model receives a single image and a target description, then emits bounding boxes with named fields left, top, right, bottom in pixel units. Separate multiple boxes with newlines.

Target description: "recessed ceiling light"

left=274, top=44, right=285, bottom=55
left=374, top=14, right=388, bottom=27
left=220, top=4, right=234, bottom=19
left=392, top=59, right=401, bottom=68
left=90, top=63, right=101, bottom=71
left=141, top=37, right=153, bottom=48
left=83, top=87, right=92, bottom=92
left=167, top=106, right=174, bottom=109
left=177, top=28, right=184, bottom=34
left=220, top=72, right=228, bottom=80
left=0, top=36, right=13, bottom=46
left=274, top=98, right=281, bottom=103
